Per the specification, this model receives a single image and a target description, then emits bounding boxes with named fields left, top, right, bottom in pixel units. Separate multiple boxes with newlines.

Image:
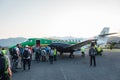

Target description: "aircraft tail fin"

left=99, top=27, right=110, bottom=36
left=98, top=27, right=117, bottom=36
left=97, top=27, right=117, bottom=46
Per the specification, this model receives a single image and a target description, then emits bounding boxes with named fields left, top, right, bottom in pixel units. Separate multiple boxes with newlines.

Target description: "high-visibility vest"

left=54, top=49, right=57, bottom=55
left=81, top=47, right=85, bottom=52
left=97, top=47, right=101, bottom=52
left=1, top=50, right=7, bottom=55
left=94, top=45, right=97, bottom=49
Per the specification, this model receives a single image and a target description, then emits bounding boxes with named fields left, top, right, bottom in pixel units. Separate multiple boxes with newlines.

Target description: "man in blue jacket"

left=89, top=43, right=97, bottom=67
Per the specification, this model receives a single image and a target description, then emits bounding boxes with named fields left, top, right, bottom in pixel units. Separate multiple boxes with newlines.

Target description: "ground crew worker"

left=49, top=47, right=54, bottom=64
left=0, top=51, right=12, bottom=80
left=54, top=48, right=57, bottom=61
left=94, top=44, right=97, bottom=50
left=81, top=47, right=85, bottom=56
left=97, top=46, right=102, bottom=55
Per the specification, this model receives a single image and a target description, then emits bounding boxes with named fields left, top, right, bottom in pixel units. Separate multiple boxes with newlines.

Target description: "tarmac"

left=12, top=50, right=120, bottom=80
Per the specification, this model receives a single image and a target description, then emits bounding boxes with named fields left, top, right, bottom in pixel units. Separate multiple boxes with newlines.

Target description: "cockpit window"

left=23, top=39, right=28, bottom=42
left=28, top=39, right=33, bottom=42
left=24, top=39, right=33, bottom=42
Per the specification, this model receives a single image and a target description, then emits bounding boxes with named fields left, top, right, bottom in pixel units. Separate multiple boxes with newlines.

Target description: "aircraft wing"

left=66, top=39, right=96, bottom=50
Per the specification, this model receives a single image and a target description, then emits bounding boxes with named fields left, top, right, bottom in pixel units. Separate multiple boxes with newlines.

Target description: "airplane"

left=9, top=27, right=116, bottom=58
left=48, top=27, right=117, bottom=58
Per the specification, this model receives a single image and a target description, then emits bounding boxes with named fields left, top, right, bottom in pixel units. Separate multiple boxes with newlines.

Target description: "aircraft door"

left=36, top=40, right=40, bottom=47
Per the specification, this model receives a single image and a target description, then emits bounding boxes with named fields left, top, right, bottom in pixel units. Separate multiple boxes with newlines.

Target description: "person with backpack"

left=16, top=44, right=22, bottom=69
left=11, top=44, right=21, bottom=72
left=35, top=46, right=41, bottom=62
left=45, top=46, right=50, bottom=62
left=23, top=45, right=31, bottom=70
left=0, top=51, right=12, bottom=80
left=89, top=42, right=97, bottom=67
left=41, top=48, right=46, bottom=62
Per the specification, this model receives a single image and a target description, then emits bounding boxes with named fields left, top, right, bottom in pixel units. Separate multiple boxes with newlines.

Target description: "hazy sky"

left=0, top=0, right=120, bottom=39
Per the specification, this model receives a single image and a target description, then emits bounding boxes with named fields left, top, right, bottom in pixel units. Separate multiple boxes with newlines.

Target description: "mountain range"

left=0, top=37, right=26, bottom=47
left=107, top=36, right=120, bottom=43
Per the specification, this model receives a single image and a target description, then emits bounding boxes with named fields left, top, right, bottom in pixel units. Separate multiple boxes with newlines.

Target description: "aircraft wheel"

left=60, top=52, right=63, bottom=56
left=69, top=53, right=74, bottom=58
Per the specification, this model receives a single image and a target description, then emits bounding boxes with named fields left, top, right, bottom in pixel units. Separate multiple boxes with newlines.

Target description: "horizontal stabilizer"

left=99, top=33, right=117, bottom=37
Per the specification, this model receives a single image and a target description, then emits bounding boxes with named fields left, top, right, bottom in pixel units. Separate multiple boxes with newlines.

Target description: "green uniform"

left=97, top=47, right=101, bottom=52
left=53, top=48, right=57, bottom=61
left=1, top=50, right=7, bottom=55
left=97, top=46, right=102, bottom=55
left=81, top=47, right=85, bottom=56
left=0, top=55, right=10, bottom=80
left=81, top=47, right=85, bottom=52
left=54, top=48, right=57, bottom=55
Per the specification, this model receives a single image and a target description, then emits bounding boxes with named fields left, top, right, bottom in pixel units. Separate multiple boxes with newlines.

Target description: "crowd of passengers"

left=9, top=44, right=57, bottom=72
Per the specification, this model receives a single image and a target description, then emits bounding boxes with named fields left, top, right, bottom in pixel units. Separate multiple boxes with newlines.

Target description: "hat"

left=25, top=45, right=29, bottom=47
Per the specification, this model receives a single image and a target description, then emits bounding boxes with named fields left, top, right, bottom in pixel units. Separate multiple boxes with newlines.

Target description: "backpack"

left=50, top=50, right=54, bottom=56
left=89, top=48, right=96, bottom=56
left=12, top=48, right=18, bottom=59
left=45, top=47, right=49, bottom=53
left=36, top=49, right=41, bottom=54
left=23, top=50, right=30, bottom=59
left=0, top=55, right=8, bottom=74
left=41, top=50, right=46, bottom=56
